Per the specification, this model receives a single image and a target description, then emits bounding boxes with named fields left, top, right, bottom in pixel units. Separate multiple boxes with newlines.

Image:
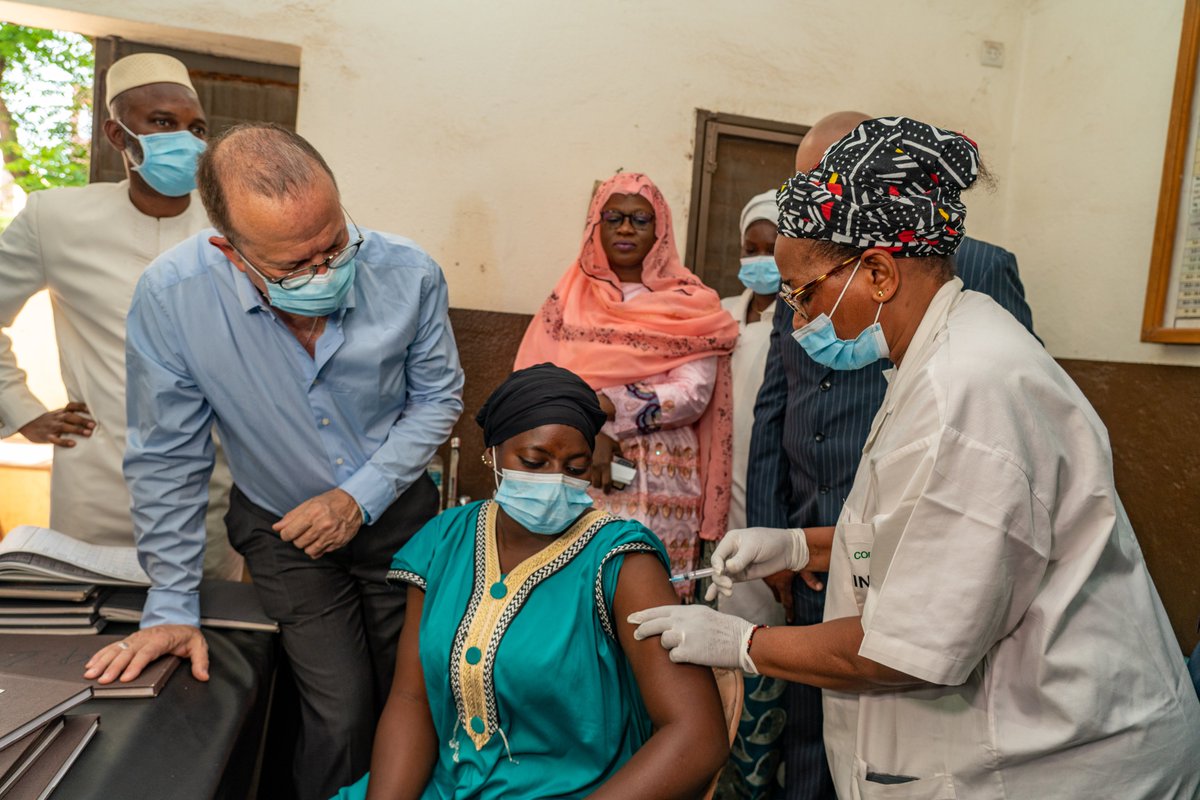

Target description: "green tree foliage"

left=0, top=24, right=93, bottom=193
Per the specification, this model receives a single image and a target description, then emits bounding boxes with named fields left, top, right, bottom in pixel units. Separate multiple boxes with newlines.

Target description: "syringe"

left=669, top=566, right=715, bottom=583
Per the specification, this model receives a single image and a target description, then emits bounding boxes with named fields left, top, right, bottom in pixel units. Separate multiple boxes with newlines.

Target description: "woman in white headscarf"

left=720, top=190, right=781, bottom=535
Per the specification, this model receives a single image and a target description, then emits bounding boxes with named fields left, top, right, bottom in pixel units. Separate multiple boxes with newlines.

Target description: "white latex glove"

left=706, top=527, right=809, bottom=602
left=628, top=605, right=759, bottom=674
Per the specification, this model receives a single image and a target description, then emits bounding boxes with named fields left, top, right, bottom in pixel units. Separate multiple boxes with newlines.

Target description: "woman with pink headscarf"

left=515, top=173, right=738, bottom=594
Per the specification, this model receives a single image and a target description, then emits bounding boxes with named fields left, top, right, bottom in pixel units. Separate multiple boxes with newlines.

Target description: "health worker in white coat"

left=631, top=116, right=1200, bottom=800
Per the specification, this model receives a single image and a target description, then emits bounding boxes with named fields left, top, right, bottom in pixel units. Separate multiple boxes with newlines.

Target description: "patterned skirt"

left=589, top=425, right=702, bottom=598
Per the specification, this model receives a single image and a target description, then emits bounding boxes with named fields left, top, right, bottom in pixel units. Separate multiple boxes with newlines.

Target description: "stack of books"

left=0, top=525, right=277, bottom=635
left=0, top=584, right=108, bottom=636
left=0, top=526, right=150, bottom=636
left=0, top=672, right=98, bottom=800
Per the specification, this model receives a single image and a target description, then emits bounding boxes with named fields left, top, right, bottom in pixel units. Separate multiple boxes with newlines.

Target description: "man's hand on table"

left=273, top=487, right=363, bottom=559
left=84, top=624, right=209, bottom=683
left=18, top=402, right=94, bottom=447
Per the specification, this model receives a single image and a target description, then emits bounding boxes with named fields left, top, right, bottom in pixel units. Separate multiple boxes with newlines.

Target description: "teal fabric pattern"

left=332, top=500, right=671, bottom=800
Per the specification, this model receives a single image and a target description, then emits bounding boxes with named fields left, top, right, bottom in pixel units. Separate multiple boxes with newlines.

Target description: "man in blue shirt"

left=84, top=123, right=464, bottom=799
left=744, top=112, right=1036, bottom=800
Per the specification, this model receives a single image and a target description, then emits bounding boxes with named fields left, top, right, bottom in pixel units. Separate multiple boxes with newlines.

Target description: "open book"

left=0, top=527, right=150, bottom=587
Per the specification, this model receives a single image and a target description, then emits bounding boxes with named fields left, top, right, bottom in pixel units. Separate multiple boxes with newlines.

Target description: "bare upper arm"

left=388, top=585, right=429, bottom=705
left=612, top=553, right=726, bottom=733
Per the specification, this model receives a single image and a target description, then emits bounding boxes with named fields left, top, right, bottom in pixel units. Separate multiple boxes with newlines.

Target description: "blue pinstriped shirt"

left=746, top=237, right=1037, bottom=530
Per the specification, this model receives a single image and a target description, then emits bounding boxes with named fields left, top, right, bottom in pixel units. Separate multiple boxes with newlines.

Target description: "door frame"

left=684, top=110, right=809, bottom=281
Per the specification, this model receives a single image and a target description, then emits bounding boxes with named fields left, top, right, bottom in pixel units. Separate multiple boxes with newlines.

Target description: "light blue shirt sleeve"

left=124, top=274, right=215, bottom=629
left=337, top=262, right=464, bottom=523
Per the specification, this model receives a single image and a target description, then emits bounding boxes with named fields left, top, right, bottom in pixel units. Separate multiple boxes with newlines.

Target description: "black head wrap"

left=476, top=363, right=607, bottom=450
left=777, top=116, right=980, bottom=256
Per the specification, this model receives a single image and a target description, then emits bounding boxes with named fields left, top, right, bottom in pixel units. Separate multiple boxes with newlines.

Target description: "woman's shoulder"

left=393, top=501, right=486, bottom=569
left=586, top=514, right=670, bottom=563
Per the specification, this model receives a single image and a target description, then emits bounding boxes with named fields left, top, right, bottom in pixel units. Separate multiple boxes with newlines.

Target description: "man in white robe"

left=0, top=52, right=239, bottom=579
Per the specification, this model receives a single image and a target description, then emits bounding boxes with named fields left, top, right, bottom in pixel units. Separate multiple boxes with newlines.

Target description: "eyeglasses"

left=777, top=254, right=860, bottom=320
left=599, top=210, right=655, bottom=231
left=235, top=212, right=364, bottom=290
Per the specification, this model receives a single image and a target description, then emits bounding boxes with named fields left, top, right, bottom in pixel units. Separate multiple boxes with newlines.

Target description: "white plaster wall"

left=6, top=0, right=1195, bottom=366
left=1003, top=0, right=1199, bottom=366
left=4, top=1, right=1022, bottom=301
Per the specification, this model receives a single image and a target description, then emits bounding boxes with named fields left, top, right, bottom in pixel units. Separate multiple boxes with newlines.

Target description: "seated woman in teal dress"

left=334, top=363, right=728, bottom=800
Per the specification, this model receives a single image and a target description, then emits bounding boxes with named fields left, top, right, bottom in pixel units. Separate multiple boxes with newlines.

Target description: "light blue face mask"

left=791, top=259, right=889, bottom=370
left=492, top=451, right=593, bottom=534
left=262, top=260, right=357, bottom=317
left=738, top=255, right=781, bottom=294
left=119, top=121, right=206, bottom=197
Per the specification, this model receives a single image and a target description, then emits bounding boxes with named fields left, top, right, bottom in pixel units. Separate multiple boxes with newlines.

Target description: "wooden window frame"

left=684, top=110, right=808, bottom=282
left=1143, top=0, right=1200, bottom=344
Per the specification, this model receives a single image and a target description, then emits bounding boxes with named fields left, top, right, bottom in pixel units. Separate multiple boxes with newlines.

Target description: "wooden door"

left=685, top=112, right=808, bottom=300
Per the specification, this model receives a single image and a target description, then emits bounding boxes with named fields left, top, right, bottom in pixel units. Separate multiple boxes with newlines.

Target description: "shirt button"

left=321, top=418, right=331, bottom=426
left=819, top=379, right=832, bottom=391
left=335, top=457, right=344, bottom=465
left=470, top=716, right=486, bottom=734
left=814, top=432, right=825, bottom=443
left=818, top=485, right=831, bottom=494
left=465, top=646, right=482, bottom=665
left=490, top=582, right=507, bottom=599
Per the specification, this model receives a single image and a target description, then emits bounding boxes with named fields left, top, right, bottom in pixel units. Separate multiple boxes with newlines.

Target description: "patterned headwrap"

left=777, top=116, right=980, bottom=256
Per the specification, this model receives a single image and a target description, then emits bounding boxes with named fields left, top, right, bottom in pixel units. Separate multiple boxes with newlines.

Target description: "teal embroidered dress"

left=335, top=499, right=670, bottom=800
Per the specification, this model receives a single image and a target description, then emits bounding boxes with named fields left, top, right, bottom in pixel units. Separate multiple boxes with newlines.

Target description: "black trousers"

left=225, top=477, right=438, bottom=800
left=782, top=575, right=836, bottom=800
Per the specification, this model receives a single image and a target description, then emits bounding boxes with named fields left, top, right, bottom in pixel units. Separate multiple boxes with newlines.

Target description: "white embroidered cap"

left=105, top=53, right=196, bottom=108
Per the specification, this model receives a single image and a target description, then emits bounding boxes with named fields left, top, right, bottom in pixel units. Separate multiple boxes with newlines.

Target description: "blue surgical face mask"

left=790, top=259, right=889, bottom=370
left=119, top=121, right=206, bottom=197
left=738, top=255, right=781, bottom=294
left=262, top=260, right=357, bottom=317
left=491, top=449, right=593, bottom=534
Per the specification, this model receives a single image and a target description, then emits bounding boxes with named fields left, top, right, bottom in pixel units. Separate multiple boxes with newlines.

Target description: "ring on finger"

left=117, top=640, right=131, bottom=651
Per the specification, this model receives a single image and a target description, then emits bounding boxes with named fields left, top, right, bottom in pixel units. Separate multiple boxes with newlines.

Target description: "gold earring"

left=480, top=453, right=489, bottom=465
left=877, top=290, right=885, bottom=297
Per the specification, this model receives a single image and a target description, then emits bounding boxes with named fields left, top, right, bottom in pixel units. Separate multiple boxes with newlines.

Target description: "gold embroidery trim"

left=457, top=503, right=603, bottom=750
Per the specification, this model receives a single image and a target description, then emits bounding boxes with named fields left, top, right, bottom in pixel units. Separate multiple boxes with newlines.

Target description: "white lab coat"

left=823, top=279, right=1200, bottom=799
left=0, top=182, right=240, bottom=579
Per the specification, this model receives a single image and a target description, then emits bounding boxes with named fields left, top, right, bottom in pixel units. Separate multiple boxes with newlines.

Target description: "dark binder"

left=0, top=634, right=179, bottom=699
left=0, top=673, right=90, bottom=751
left=3, top=714, right=99, bottom=800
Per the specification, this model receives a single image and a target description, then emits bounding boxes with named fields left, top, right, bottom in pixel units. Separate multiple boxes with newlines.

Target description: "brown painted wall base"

left=436, top=309, right=534, bottom=505
left=1058, top=359, right=1200, bottom=654
left=442, top=309, right=1200, bottom=652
